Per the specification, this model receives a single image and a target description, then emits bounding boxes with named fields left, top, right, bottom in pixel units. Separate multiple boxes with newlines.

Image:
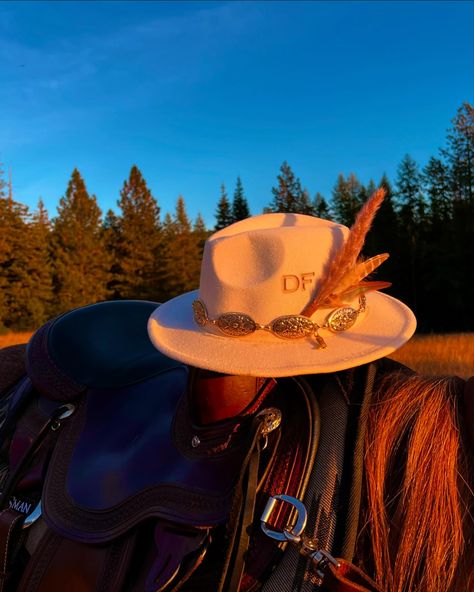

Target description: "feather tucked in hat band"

left=301, top=188, right=391, bottom=317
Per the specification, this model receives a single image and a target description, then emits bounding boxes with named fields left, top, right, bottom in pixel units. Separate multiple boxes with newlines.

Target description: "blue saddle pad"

left=26, top=300, right=182, bottom=400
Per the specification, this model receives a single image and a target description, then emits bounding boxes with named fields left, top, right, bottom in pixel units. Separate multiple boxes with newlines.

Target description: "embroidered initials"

left=282, top=272, right=315, bottom=292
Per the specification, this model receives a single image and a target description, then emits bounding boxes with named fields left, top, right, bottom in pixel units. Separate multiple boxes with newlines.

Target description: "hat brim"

left=147, top=291, right=416, bottom=377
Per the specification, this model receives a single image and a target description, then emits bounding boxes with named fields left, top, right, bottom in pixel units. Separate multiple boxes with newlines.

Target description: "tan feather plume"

left=332, top=253, right=389, bottom=296
left=301, top=187, right=387, bottom=317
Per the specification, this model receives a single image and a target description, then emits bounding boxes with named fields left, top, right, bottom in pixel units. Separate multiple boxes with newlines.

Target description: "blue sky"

left=1, top=1, right=473, bottom=227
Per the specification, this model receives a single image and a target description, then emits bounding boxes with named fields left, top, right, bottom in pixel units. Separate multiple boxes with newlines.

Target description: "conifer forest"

left=0, top=103, right=472, bottom=333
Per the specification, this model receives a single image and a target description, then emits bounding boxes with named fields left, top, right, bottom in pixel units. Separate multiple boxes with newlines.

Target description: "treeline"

left=0, top=103, right=472, bottom=333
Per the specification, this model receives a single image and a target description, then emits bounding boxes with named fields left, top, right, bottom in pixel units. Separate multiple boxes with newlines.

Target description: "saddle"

left=0, top=301, right=315, bottom=591
left=0, top=301, right=382, bottom=592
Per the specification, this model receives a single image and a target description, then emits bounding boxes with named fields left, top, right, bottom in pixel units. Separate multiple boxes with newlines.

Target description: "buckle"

left=260, top=494, right=340, bottom=580
left=260, top=493, right=307, bottom=542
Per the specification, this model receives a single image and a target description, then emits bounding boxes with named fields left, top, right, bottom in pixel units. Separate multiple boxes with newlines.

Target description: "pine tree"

left=395, top=155, right=425, bottom=225
left=160, top=197, right=201, bottom=300
left=357, top=184, right=369, bottom=204
left=51, top=169, right=110, bottom=314
left=115, top=165, right=161, bottom=301
left=103, top=209, right=121, bottom=298
left=366, top=179, right=377, bottom=199
left=175, top=196, right=191, bottom=231
left=0, top=165, right=9, bottom=329
left=364, top=175, right=402, bottom=302
left=419, top=157, right=456, bottom=330
left=442, top=102, right=474, bottom=205
left=232, top=177, right=250, bottom=222
left=29, top=200, right=54, bottom=323
left=313, top=192, right=331, bottom=219
left=9, top=200, right=55, bottom=329
left=439, top=103, right=474, bottom=329
left=193, top=213, right=209, bottom=257
left=0, top=168, right=31, bottom=330
left=372, top=174, right=399, bottom=244
left=423, top=157, right=452, bottom=223
left=215, top=184, right=233, bottom=230
left=268, top=162, right=305, bottom=213
left=394, top=156, right=425, bottom=317
left=300, top=188, right=315, bottom=215
left=331, top=173, right=362, bottom=226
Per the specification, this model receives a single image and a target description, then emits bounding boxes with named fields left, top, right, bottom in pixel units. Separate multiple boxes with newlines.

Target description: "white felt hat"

left=148, top=208, right=416, bottom=377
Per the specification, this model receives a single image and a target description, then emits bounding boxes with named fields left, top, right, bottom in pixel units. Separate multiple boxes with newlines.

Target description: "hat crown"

left=199, top=213, right=348, bottom=324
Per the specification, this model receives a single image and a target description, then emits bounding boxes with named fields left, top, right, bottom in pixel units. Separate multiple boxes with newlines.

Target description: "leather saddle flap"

left=25, top=301, right=316, bottom=549
left=43, top=366, right=259, bottom=544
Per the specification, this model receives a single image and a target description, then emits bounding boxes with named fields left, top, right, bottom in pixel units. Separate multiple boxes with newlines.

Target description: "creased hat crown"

left=199, top=214, right=349, bottom=325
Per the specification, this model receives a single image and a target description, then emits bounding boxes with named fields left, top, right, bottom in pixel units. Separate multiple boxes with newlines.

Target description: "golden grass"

left=389, top=333, right=474, bottom=379
left=0, top=332, right=33, bottom=348
left=0, top=332, right=472, bottom=379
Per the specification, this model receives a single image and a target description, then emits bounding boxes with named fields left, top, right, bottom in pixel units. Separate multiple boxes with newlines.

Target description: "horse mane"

left=362, top=372, right=473, bottom=592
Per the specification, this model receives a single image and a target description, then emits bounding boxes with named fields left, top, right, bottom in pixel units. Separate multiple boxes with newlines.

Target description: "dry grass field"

left=389, top=333, right=473, bottom=378
left=0, top=332, right=33, bottom=348
left=0, top=332, right=472, bottom=379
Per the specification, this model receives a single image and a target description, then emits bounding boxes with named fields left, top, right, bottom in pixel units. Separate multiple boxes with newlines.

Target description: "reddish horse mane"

left=363, top=373, right=473, bottom=592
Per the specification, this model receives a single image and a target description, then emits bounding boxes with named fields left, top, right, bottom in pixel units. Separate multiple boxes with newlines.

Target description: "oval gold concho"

left=326, top=307, right=358, bottom=332
left=270, top=315, right=315, bottom=339
left=217, top=312, right=257, bottom=337
left=192, top=299, right=208, bottom=326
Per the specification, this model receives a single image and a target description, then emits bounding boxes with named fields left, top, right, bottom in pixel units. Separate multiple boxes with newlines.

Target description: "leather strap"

left=217, top=416, right=266, bottom=592
left=224, top=437, right=262, bottom=591
left=322, top=558, right=383, bottom=592
left=0, top=508, right=24, bottom=592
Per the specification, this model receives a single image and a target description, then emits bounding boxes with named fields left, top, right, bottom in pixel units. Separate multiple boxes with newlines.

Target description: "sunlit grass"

left=389, top=333, right=474, bottom=379
left=0, top=332, right=472, bottom=379
left=0, top=332, right=33, bottom=348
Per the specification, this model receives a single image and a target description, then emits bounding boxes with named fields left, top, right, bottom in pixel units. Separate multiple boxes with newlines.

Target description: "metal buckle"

left=260, top=494, right=307, bottom=542
left=260, top=494, right=340, bottom=580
